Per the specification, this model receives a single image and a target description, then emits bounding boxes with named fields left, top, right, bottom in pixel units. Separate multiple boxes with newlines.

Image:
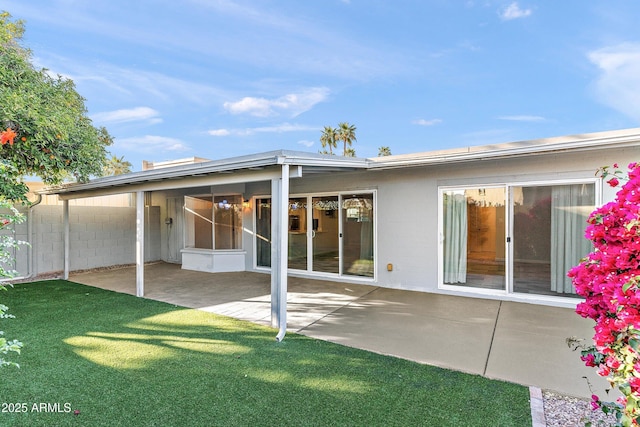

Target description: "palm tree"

left=378, top=146, right=392, bottom=156
left=336, top=122, right=357, bottom=156
left=319, top=126, right=337, bottom=155
left=103, top=154, right=133, bottom=176
left=344, top=147, right=356, bottom=157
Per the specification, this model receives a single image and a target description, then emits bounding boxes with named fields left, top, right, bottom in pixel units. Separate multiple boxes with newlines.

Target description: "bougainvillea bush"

left=569, top=162, right=640, bottom=426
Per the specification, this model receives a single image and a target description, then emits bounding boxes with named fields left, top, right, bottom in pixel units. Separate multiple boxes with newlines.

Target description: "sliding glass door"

left=254, top=192, right=375, bottom=278
left=441, top=181, right=595, bottom=298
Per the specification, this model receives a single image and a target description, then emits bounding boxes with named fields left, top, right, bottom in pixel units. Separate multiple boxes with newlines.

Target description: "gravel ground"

left=543, top=391, right=618, bottom=427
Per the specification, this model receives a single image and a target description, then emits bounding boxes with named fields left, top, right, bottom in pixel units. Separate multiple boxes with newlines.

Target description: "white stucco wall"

left=239, top=146, right=638, bottom=306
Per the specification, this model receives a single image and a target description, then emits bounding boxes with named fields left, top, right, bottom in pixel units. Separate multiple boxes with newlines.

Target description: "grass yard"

left=0, top=280, right=532, bottom=426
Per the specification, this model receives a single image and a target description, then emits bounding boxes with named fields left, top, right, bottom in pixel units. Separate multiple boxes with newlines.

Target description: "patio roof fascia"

left=52, top=167, right=286, bottom=200
left=43, top=150, right=370, bottom=199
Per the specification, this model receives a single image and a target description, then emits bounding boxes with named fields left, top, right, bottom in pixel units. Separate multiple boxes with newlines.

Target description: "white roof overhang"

left=367, top=127, right=640, bottom=170
left=43, top=150, right=369, bottom=200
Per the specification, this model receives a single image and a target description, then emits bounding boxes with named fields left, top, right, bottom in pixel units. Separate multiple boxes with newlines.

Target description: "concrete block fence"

left=1, top=204, right=161, bottom=280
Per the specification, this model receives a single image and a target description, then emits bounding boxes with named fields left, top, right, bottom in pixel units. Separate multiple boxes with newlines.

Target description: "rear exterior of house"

left=5, top=128, right=640, bottom=309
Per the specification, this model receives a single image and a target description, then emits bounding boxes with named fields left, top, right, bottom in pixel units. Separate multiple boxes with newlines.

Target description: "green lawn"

left=0, top=280, right=532, bottom=426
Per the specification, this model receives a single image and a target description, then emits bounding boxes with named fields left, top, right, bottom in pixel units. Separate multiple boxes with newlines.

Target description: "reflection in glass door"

left=342, top=194, right=374, bottom=277
left=312, top=196, right=339, bottom=273
left=256, top=198, right=271, bottom=268
left=288, top=198, right=307, bottom=270
left=512, top=184, right=594, bottom=298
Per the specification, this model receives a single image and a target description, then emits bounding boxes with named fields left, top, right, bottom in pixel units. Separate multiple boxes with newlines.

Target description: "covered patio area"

left=69, top=262, right=605, bottom=399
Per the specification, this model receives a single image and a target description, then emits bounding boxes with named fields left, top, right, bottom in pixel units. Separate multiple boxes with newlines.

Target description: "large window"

left=184, top=195, right=242, bottom=250
left=440, top=181, right=596, bottom=298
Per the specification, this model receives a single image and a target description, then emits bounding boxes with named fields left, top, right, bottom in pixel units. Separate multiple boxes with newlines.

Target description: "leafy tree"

left=0, top=11, right=113, bottom=368
left=0, top=11, right=112, bottom=186
left=103, top=155, right=133, bottom=176
left=378, top=146, right=392, bottom=156
left=319, top=126, right=337, bottom=155
left=336, top=122, right=356, bottom=156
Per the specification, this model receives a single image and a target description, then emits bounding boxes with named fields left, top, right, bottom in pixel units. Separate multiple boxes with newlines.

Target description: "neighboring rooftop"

left=142, top=157, right=212, bottom=170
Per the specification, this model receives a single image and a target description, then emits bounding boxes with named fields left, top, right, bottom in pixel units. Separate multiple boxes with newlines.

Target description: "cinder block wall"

left=2, top=204, right=161, bottom=278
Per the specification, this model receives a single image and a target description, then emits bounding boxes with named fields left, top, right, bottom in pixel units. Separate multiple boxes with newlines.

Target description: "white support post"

left=270, top=178, right=281, bottom=328
left=136, top=191, right=145, bottom=297
left=272, top=164, right=289, bottom=342
left=63, top=199, right=69, bottom=280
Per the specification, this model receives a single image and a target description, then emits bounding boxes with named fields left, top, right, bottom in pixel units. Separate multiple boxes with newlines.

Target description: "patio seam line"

left=295, top=286, right=381, bottom=334
left=483, top=300, right=502, bottom=377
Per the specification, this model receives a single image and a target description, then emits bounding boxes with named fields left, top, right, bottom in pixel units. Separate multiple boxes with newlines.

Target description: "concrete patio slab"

left=69, top=262, right=609, bottom=399
left=484, top=302, right=601, bottom=398
left=299, top=288, right=500, bottom=376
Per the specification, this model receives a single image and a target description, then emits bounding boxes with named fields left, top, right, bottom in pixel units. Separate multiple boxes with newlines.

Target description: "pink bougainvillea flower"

left=591, top=395, right=601, bottom=410
left=570, top=162, right=640, bottom=422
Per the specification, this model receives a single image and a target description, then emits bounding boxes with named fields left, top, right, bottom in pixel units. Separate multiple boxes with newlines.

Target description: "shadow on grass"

left=0, top=280, right=532, bottom=427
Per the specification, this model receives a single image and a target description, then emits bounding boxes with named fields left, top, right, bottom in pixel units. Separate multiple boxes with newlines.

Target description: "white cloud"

left=589, top=43, right=640, bottom=121
left=412, top=118, right=443, bottom=126
left=500, top=2, right=532, bottom=21
left=224, top=88, right=330, bottom=118
left=208, top=129, right=231, bottom=137
left=497, top=115, right=546, bottom=122
left=297, top=140, right=315, bottom=148
left=92, top=107, right=162, bottom=125
left=115, top=135, right=189, bottom=153
left=34, top=53, right=233, bottom=107
left=207, top=123, right=318, bottom=137
left=250, top=123, right=318, bottom=133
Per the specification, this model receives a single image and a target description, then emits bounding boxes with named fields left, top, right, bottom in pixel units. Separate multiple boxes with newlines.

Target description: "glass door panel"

left=288, top=198, right=307, bottom=270
left=256, top=198, right=271, bottom=267
left=311, top=196, right=339, bottom=273
left=342, top=194, right=374, bottom=277
left=513, top=184, right=594, bottom=297
left=442, top=187, right=505, bottom=290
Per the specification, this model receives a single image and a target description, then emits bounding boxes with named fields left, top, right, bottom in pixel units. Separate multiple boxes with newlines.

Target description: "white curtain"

left=360, top=215, right=373, bottom=260
left=443, top=193, right=468, bottom=284
left=550, top=185, right=594, bottom=294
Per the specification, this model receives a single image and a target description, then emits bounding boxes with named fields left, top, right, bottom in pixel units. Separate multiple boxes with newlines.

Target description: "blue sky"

left=5, top=1, right=640, bottom=170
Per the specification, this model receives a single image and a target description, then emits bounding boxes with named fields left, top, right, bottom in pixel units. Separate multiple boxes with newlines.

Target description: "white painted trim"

left=63, top=200, right=69, bottom=280
left=136, top=191, right=145, bottom=297
left=275, top=165, right=290, bottom=341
